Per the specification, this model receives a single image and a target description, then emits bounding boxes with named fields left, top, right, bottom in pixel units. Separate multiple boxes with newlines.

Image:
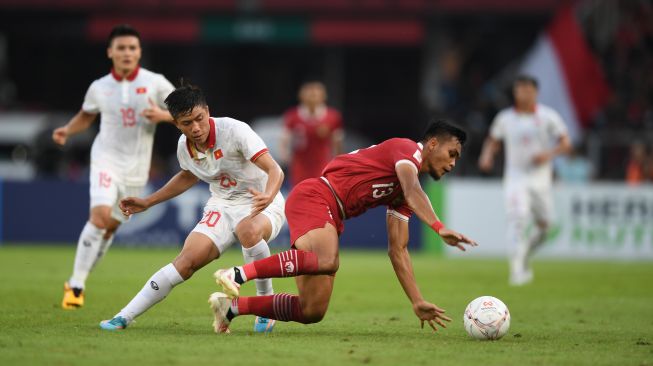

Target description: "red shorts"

left=285, top=178, right=345, bottom=245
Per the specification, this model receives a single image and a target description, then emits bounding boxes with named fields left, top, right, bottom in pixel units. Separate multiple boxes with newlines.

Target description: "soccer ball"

left=463, top=296, right=511, bottom=340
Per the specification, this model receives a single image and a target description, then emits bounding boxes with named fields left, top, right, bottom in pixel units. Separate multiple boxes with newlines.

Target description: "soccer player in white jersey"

left=52, top=25, right=176, bottom=309
left=99, top=83, right=285, bottom=333
left=478, top=75, right=571, bottom=286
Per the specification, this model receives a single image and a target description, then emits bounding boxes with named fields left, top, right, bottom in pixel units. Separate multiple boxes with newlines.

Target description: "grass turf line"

left=0, top=245, right=651, bottom=366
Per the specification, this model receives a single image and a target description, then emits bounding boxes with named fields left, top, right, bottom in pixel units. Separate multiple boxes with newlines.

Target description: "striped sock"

left=231, top=294, right=307, bottom=323
left=241, top=250, right=319, bottom=281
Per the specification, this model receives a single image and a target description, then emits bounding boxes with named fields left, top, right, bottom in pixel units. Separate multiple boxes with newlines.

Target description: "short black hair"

left=422, top=119, right=467, bottom=145
left=514, top=74, right=539, bottom=89
left=164, top=82, right=208, bottom=119
left=108, top=24, right=141, bottom=47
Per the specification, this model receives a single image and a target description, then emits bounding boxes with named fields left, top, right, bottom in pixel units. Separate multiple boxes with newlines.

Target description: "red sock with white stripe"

left=229, top=294, right=307, bottom=323
left=237, top=250, right=318, bottom=282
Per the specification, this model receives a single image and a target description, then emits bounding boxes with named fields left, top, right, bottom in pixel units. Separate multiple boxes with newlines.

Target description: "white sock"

left=507, top=218, right=528, bottom=277
left=242, top=240, right=274, bottom=296
left=90, top=235, right=114, bottom=272
left=116, top=263, right=184, bottom=323
left=69, top=222, right=105, bottom=289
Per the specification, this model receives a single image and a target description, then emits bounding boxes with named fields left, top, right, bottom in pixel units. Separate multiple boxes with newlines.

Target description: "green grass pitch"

left=0, top=245, right=651, bottom=366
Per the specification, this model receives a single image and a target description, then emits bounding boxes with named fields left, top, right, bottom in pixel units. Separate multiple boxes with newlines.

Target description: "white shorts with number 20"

left=192, top=192, right=286, bottom=253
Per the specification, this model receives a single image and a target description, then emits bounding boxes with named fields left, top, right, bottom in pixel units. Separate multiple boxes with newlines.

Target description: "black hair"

left=164, top=81, right=207, bottom=119
left=422, top=119, right=467, bottom=145
left=108, top=24, right=141, bottom=47
left=514, top=74, right=539, bottom=89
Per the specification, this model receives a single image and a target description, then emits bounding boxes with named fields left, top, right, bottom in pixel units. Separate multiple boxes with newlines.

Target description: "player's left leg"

left=527, top=186, right=553, bottom=260
left=100, top=232, right=219, bottom=330
left=234, top=208, right=281, bottom=333
left=505, top=184, right=531, bottom=286
left=63, top=206, right=121, bottom=309
left=210, top=224, right=339, bottom=332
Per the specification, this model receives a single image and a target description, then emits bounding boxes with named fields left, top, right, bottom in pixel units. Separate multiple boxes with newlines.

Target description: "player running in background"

left=210, top=120, right=477, bottom=333
left=478, top=75, right=571, bottom=286
left=52, top=24, right=175, bottom=309
left=279, top=81, right=344, bottom=187
left=100, top=84, right=285, bottom=333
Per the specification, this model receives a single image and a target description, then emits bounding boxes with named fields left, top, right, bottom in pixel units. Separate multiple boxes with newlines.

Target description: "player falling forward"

left=99, top=84, right=285, bottom=333
left=53, top=24, right=175, bottom=309
left=478, top=75, right=571, bottom=285
left=210, top=120, right=477, bottom=333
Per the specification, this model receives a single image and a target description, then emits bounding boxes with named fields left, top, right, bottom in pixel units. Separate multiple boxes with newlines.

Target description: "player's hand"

left=141, top=98, right=166, bottom=124
left=119, top=197, right=150, bottom=216
left=52, top=127, right=68, bottom=146
left=438, top=228, right=478, bottom=251
left=532, top=151, right=552, bottom=165
left=248, top=188, right=273, bottom=216
left=413, top=300, right=451, bottom=332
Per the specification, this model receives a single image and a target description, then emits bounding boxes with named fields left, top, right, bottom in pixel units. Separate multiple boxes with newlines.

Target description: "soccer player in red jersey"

left=279, top=81, right=344, bottom=186
left=210, top=120, right=477, bottom=333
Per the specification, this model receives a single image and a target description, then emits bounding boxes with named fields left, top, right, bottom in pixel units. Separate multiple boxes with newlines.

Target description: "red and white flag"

left=521, top=5, right=611, bottom=142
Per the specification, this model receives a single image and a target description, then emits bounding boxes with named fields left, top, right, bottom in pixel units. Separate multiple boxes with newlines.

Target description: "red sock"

left=233, top=294, right=307, bottom=323
left=242, top=250, right=318, bottom=280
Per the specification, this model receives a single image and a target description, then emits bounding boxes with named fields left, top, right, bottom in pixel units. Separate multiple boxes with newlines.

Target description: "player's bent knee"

left=172, top=257, right=196, bottom=280
left=300, top=307, right=327, bottom=324
left=318, top=257, right=339, bottom=274
left=236, top=224, right=263, bottom=247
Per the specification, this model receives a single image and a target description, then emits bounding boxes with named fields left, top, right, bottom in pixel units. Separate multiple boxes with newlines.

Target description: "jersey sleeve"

left=547, top=108, right=568, bottom=138
left=81, top=82, right=100, bottom=113
left=232, top=119, right=269, bottom=162
left=489, top=112, right=506, bottom=140
left=155, top=75, right=175, bottom=109
left=176, top=136, right=191, bottom=171
left=387, top=202, right=413, bottom=222
left=390, top=139, right=422, bottom=174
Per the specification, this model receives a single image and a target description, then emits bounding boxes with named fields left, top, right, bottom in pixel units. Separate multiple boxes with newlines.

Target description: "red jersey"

left=284, top=105, right=343, bottom=186
left=321, top=138, right=423, bottom=221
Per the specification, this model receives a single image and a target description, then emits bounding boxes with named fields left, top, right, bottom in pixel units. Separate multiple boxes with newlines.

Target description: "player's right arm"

left=52, top=110, right=97, bottom=146
left=478, top=136, right=501, bottom=173
left=386, top=214, right=451, bottom=331
left=478, top=112, right=505, bottom=173
left=120, top=169, right=199, bottom=216
left=396, top=164, right=477, bottom=251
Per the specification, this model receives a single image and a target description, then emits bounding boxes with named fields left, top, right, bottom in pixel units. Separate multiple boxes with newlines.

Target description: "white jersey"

left=490, top=104, right=568, bottom=187
left=82, top=66, right=175, bottom=186
left=177, top=117, right=273, bottom=204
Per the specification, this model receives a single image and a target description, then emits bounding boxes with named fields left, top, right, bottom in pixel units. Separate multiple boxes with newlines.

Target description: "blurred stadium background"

left=0, top=0, right=651, bottom=255
left=1, top=1, right=652, bottom=365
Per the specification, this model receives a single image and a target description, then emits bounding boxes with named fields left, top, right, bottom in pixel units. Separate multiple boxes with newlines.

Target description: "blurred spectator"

left=279, top=81, right=344, bottom=187
left=625, top=142, right=647, bottom=185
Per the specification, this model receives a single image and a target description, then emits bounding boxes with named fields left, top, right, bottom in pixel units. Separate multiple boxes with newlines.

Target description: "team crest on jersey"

left=136, top=87, right=147, bottom=94
left=214, top=149, right=223, bottom=160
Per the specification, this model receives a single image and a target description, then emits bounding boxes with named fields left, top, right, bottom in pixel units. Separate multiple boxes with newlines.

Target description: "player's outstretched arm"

left=386, top=214, right=452, bottom=332
left=52, top=110, right=97, bottom=146
left=395, top=164, right=477, bottom=251
left=249, top=152, right=284, bottom=215
left=478, top=136, right=501, bottom=172
left=120, top=170, right=198, bottom=216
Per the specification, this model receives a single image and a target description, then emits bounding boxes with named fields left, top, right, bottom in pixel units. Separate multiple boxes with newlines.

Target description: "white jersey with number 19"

left=82, top=66, right=175, bottom=186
